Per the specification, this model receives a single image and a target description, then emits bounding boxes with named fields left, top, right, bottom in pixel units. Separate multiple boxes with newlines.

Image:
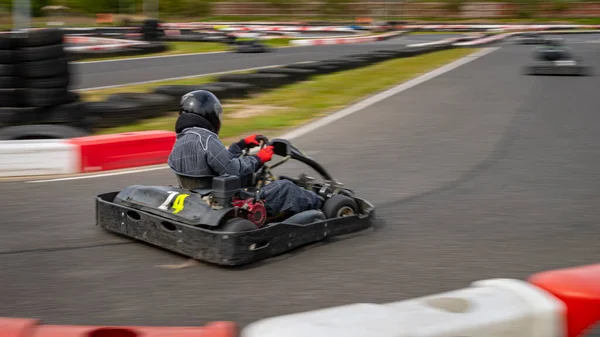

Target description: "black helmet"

left=179, top=90, right=223, bottom=133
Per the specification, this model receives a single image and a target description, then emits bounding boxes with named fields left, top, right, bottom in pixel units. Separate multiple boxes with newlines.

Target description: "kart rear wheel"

left=322, top=195, right=358, bottom=219
left=220, top=217, right=257, bottom=232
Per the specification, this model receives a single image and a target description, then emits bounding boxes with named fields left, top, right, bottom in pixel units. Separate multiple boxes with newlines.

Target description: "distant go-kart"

left=95, top=138, right=375, bottom=266
left=232, top=37, right=272, bottom=53
left=524, top=39, right=592, bottom=76
left=523, top=38, right=592, bottom=76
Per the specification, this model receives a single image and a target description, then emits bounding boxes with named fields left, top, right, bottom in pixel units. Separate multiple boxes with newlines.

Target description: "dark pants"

left=259, top=180, right=323, bottom=216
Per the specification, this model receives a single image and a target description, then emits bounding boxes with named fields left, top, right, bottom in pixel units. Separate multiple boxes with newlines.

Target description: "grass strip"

left=94, top=47, right=479, bottom=142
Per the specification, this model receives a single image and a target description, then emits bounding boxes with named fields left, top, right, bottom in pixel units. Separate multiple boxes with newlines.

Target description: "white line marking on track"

left=279, top=47, right=499, bottom=140
left=29, top=47, right=498, bottom=183
left=74, top=62, right=314, bottom=91
left=27, top=166, right=169, bottom=183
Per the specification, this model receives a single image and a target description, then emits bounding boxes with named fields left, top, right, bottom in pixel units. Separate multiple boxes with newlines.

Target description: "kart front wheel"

left=220, top=218, right=257, bottom=232
left=322, top=195, right=358, bottom=219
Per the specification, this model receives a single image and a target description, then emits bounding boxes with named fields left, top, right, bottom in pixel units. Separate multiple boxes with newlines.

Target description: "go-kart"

left=233, top=39, right=271, bottom=53
left=523, top=40, right=592, bottom=76
left=95, top=138, right=375, bottom=266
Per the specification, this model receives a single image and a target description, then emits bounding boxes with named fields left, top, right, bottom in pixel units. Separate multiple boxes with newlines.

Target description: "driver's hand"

left=242, top=134, right=269, bottom=149
left=255, top=145, right=274, bottom=164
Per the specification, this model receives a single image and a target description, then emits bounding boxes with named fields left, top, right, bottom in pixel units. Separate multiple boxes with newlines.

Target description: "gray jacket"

left=168, top=127, right=261, bottom=178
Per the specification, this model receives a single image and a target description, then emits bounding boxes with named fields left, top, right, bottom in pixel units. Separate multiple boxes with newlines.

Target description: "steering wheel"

left=238, top=138, right=277, bottom=188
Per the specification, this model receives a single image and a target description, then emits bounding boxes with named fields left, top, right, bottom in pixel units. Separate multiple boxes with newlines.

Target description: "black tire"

left=0, top=76, right=21, bottom=89
left=0, top=50, right=16, bottom=63
left=16, top=29, right=64, bottom=48
left=130, top=42, right=168, bottom=54
left=153, top=84, right=227, bottom=98
left=21, top=88, right=72, bottom=107
left=18, top=44, right=65, bottom=62
left=0, top=64, right=16, bottom=77
left=0, top=89, right=21, bottom=107
left=80, top=100, right=148, bottom=128
left=41, top=101, right=96, bottom=131
left=211, top=82, right=258, bottom=98
left=219, top=218, right=257, bottom=232
left=106, top=92, right=177, bottom=117
left=0, top=124, right=90, bottom=140
left=20, top=57, right=68, bottom=79
left=256, top=67, right=317, bottom=81
left=286, top=61, right=339, bottom=74
left=216, top=73, right=291, bottom=89
left=0, top=33, right=16, bottom=50
left=26, top=75, right=69, bottom=89
left=0, top=107, right=41, bottom=127
left=322, top=195, right=358, bottom=219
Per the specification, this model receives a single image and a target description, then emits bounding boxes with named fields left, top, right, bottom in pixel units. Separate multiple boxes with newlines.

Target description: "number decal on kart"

left=158, top=191, right=189, bottom=214
left=172, top=194, right=189, bottom=214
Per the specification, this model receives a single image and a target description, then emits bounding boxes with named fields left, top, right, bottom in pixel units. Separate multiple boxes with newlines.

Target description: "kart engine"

left=232, top=198, right=267, bottom=227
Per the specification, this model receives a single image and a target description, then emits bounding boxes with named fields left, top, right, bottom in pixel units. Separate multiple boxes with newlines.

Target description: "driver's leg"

left=259, top=180, right=323, bottom=216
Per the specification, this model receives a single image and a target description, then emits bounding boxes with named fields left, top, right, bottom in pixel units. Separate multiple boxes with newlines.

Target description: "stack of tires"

left=141, top=19, right=164, bottom=41
left=0, top=32, right=25, bottom=128
left=18, top=29, right=77, bottom=110
left=0, top=29, right=90, bottom=140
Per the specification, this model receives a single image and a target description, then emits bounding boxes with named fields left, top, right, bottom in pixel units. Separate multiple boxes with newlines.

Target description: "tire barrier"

left=0, top=29, right=89, bottom=136
left=0, top=317, right=237, bottom=337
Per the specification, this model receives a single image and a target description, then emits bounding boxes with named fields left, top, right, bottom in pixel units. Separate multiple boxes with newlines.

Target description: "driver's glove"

left=255, top=145, right=274, bottom=164
left=238, top=134, right=268, bottom=149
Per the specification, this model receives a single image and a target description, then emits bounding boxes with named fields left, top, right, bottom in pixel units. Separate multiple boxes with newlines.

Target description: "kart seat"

left=175, top=173, right=213, bottom=190
left=281, top=210, right=326, bottom=225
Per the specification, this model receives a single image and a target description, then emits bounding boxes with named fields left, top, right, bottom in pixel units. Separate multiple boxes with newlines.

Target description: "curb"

left=0, top=318, right=237, bottom=337
left=0, top=131, right=176, bottom=177
left=1, top=264, right=599, bottom=337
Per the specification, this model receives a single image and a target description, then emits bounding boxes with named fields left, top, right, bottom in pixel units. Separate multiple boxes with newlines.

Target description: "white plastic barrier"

left=0, top=140, right=79, bottom=177
left=241, top=278, right=566, bottom=337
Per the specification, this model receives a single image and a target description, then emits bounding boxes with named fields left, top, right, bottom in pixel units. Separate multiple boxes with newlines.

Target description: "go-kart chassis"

left=525, top=59, right=591, bottom=76
left=95, top=186, right=375, bottom=266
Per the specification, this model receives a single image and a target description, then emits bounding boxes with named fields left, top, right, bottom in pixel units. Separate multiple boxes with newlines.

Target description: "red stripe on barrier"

left=0, top=318, right=39, bottom=337
left=0, top=318, right=237, bottom=337
left=68, top=131, right=176, bottom=173
left=529, top=263, right=600, bottom=337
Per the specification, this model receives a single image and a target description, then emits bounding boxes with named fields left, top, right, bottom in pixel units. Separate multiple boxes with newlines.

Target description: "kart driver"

left=168, top=90, right=324, bottom=217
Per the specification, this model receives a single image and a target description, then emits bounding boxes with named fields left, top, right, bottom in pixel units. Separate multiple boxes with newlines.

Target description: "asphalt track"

left=72, top=33, right=458, bottom=90
left=2, top=34, right=600, bottom=327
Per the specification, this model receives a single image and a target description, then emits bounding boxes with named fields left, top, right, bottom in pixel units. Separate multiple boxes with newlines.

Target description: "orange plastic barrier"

left=0, top=317, right=237, bottom=337
left=529, top=263, right=600, bottom=337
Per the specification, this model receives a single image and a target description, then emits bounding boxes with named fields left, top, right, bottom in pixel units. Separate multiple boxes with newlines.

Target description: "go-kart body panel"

left=112, top=185, right=231, bottom=227
left=96, top=191, right=375, bottom=266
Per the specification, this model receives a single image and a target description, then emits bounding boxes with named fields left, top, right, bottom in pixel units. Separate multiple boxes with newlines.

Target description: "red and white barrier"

left=290, top=31, right=404, bottom=46
left=0, top=131, right=176, bottom=177
left=64, top=35, right=147, bottom=52
left=0, top=318, right=237, bottom=337
left=0, top=140, right=79, bottom=177
left=453, top=32, right=519, bottom=46
left=242, top=263, right=600, bottom=337
left=241, top=279, right=565, bottom=337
